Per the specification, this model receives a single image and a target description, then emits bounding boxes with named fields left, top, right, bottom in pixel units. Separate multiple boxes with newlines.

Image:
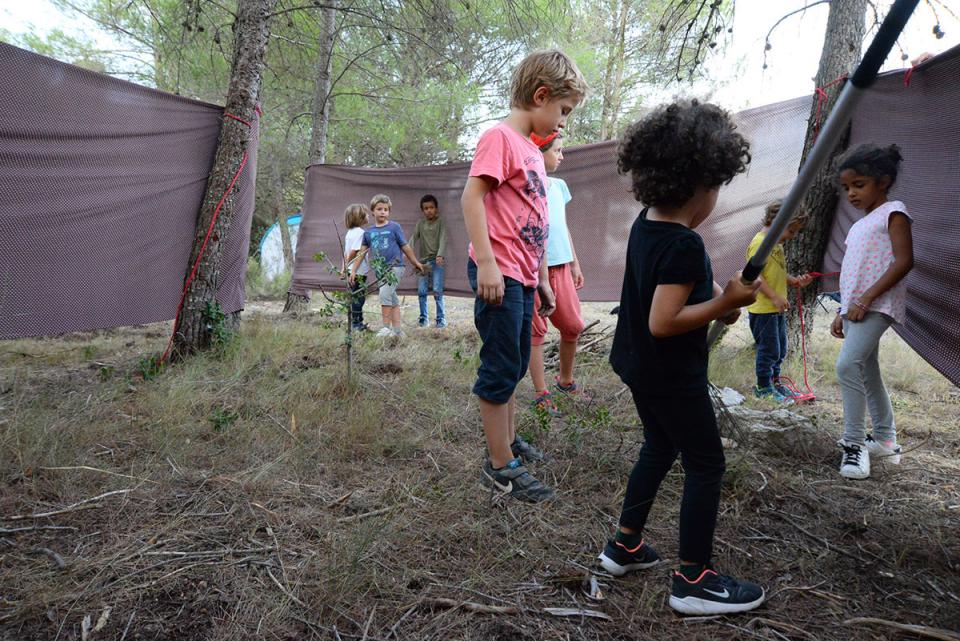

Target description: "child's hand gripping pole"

left=706, top=0, right=919, bottom=349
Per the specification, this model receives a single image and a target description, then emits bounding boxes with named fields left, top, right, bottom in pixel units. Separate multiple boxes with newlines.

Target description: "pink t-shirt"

left=467, top=123, right=548, bottom=288
left=840, top=200, right=912, bottom=324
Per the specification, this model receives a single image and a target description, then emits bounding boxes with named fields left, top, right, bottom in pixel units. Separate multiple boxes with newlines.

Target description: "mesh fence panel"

left=0, top=43, right=257, bottom=339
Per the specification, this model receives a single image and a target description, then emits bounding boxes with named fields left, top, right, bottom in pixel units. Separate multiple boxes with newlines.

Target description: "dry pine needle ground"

left=1, top=300, right=958, bottom=641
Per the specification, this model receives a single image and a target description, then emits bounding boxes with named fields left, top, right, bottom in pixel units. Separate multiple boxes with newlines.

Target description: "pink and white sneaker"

left=865, top=434, right=902, bottom=465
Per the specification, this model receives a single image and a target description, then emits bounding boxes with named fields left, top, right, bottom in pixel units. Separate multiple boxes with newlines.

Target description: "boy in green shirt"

left=411, top=194, right=448, bottom=327
left=746, top=201, right=813, bottom=401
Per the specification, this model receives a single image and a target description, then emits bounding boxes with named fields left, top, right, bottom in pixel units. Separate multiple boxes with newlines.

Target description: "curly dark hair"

left=836, top=143, right=903, bottom=187
left=617, top=100, right=751, bottom=207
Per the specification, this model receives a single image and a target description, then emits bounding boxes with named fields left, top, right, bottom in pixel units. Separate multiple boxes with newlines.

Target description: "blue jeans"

left=467, top=259, right=533, bottom=404
left=417, top=260, right=445, bottom=324
left=349, top=274, right=366, bottom=328
left=749, top=312, right=787, bottom=388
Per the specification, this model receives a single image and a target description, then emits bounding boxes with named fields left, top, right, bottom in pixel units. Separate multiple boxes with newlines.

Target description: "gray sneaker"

left=481, top=458, right=555, bottom=503
left=511, top=435, right=547, bottom=463
left=865, top=434, right=902, bottom=465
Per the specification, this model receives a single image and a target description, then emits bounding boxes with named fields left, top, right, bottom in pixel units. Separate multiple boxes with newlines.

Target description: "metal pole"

left=707, top=0, right=919, bottom=348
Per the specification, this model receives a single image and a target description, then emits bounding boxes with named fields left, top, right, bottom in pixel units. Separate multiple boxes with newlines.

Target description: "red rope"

left=904, top=65, right=916, bottom=87
left=160, top=109, right=257, bottom=364
left=811, top=75, right=848, bottom=145
left=784, top=270, right=841, bottom=402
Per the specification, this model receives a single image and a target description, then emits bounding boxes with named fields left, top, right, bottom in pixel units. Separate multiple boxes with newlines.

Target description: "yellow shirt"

left=746, top=231, right=787, bottom=314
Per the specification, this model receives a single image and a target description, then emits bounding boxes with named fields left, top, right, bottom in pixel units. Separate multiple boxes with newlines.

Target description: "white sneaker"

left=392, top=327, right=405, bottom=338
left=376, top=327, right=394, bottom=338
left=865, top=434, right=902, bottom=465
left=838, top=439, right=870, bottom=479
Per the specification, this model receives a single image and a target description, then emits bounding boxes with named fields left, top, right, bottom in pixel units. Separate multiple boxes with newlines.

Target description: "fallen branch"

left=39, top=466, right=159, bottom=485
left=843, top=618, right=960, bottom=641
left=360, top=606, right=376, bottom=641
left=29, top=547, right=67, bottom=569
left=386, top=603, right=418, bottom=639
left=3, top=489, right=134, bottom=521
left=423, top=597, right=519, bottom=615
left=338, top=506, right=392, bottom=523
left=747, top=616, right=818, bottom=640
left=0, top=525, right=78, bottom=535
left=265, top=566, right=308, bottom=608
left=542, top=607, right=611, bottom=621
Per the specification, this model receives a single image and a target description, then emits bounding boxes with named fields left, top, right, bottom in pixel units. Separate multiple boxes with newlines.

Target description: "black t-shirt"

left=610, top=209, right=714, bottom=397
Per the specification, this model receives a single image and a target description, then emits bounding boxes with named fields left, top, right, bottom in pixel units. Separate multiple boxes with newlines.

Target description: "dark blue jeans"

left=349, top=275, right=366, bottom=328
left=467, top=259, right=534, bottom=404
left=749, top=312, right=787, bottom=388
left=417, top=260, right=445, bottom=324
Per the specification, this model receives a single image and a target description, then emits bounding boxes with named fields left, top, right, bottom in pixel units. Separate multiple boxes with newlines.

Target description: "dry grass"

left=1, top=299, right=958, bottom=641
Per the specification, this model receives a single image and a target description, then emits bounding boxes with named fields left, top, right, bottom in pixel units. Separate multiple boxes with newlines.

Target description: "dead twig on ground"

left=422, top=597, right=520, bottom=615
left=843, top=617, right=960, bottom=640
left=3, top=489, right=134, bottom=521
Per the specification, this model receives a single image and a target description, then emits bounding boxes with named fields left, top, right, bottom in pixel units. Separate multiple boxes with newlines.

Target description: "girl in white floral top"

left=832, top=144, right=914, bottom=480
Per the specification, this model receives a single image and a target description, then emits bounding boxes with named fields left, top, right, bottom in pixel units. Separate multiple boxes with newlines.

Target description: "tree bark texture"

left=785, top=0, right=867, bottom=352
left=171, top=0, right=278, bottom=358
left=285, top=0, right=337, bottom=313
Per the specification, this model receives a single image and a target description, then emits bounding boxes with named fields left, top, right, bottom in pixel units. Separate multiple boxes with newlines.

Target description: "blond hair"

left=510, top=49, right=588, bottom=109
left=344, top=203, right=368, bottom=229
left=369, top=194, right=392, bottom=211
left=764, top=199, right=809, bottom=228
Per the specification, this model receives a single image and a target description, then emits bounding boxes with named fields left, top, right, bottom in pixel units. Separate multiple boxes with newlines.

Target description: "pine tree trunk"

left=785, top=0, right=867, bottom=353
left=284, top=0, right=337, bottom=314
left=171, top=0, right=277, bottom=358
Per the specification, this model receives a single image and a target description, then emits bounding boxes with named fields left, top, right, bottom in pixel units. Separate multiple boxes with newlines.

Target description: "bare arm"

left=437, top=218, right=447, bottom=264
left=344, top=248, right=360, bottom=274
left=649, top=274, right=759, bottom=338
left=461, top=176, right=503, bottom=304
left=349, top=247, right=368, bottom=282
left=538, top=259, right=555, bottom=316
left=401, top=244, right=423, bottom=272
left=567, top=229, right=584, bottom=289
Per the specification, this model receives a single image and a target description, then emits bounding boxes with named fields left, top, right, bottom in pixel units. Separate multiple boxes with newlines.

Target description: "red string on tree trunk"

left=160, top=110, right=256, bottom=364
left=811, top=75, right=849, bottom=145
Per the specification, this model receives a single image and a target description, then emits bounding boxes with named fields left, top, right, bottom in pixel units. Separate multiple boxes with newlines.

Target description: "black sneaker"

left=511, top=435, right=547, bottom=463
left=669, top=568, right=765, bottom=615
left=597, top=538, right=661, bottom=576
left=481, top=458, right=555, bottom=503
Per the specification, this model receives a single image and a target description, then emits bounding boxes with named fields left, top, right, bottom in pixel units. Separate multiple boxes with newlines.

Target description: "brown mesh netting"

left=0, top=43, right=257, bottom=339
left=293, top=46, right=959, bottom=386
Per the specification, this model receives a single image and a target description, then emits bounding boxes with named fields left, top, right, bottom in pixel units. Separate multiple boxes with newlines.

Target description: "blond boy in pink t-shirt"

left=461, top=49, right=588, bottom=503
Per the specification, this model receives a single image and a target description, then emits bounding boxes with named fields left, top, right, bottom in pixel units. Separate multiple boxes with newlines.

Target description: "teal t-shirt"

left=545, top=177, right=573, bottom=266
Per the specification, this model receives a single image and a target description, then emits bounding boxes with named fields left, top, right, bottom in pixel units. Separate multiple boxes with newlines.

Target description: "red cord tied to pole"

left=779, top=270, right=841, bottom=403
left=160, top=106, right=260, bottom=364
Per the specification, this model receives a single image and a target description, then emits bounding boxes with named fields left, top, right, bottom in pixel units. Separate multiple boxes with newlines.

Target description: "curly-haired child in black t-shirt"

left=598, top=100, right=765, bottom=616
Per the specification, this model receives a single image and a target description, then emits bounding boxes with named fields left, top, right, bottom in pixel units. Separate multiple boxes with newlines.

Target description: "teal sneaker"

left=754, top=385, right=793, bottom=404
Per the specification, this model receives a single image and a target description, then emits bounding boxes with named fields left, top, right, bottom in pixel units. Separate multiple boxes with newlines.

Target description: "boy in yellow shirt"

left=747, top=201, right=813, bottom=401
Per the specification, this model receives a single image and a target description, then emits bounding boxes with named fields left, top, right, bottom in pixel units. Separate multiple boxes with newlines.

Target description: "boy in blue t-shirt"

left=349, top=194, right=424, bottom=338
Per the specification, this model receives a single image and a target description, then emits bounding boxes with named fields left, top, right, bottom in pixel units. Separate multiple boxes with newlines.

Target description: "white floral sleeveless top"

left=839, top=200, right=912, bottom=324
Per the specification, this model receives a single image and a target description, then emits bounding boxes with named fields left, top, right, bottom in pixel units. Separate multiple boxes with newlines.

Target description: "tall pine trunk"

left=785, top=0, right=867, bottom=352
left=284, top=0, right=337, bottom=313
left=171, top=0, right=277, bottom=358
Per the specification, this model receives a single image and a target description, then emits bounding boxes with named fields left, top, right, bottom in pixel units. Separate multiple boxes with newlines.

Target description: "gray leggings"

left=837, top=312, right=896, bottom=445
